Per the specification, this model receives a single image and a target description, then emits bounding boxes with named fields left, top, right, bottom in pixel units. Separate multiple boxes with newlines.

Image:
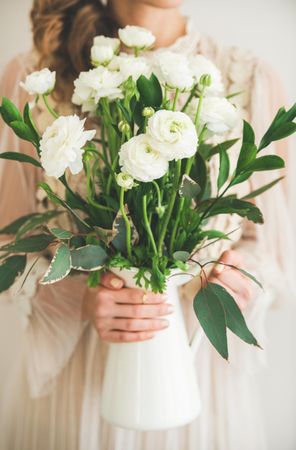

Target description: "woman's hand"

left=83, top=271, right=173, bottom=343
left=208, top=250, right=252, bottom=310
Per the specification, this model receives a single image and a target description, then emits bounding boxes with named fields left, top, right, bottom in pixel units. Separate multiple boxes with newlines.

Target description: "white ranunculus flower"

left=118, top=25, right=155, bottom=49
left=40, top=115, right=96, bottom=178
left=119, top=134, right=168, bottom=182
left=146, top=110, right=198, bottom=161
left=72, top=66, right=124, bottom=110
left=193, top=97, right=240, bottom=134
left=116, top=172, right=135, bottom=190
left=109, top=54, right=151, bottom=81
left=93, top=35, right=120, bottom=53
left=153, top=51, right=195, bottom=91
left=91, top=45, right=114, bottom=66
left=20, top=68, right=56, bottom=95
left=189, top=55, right=225, bottom=96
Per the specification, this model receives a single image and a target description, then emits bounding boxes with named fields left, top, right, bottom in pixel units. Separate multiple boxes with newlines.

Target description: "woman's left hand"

left=208, top=250, right=252, bottom=310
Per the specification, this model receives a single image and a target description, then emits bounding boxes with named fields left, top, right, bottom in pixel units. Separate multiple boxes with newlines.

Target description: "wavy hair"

left=30, top=0, right=119, bottom=101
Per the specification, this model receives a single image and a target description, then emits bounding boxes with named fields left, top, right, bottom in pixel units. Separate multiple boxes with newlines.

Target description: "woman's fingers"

left=213, top=269, right=252, bottom=301
left=209, top=276, right=249, bottom=310
left=99, top=330, right=156, bottom=343
left=97, top=285, right=168, bottom=305
left=100, top=271, right=124, bottom=290
left=211, top=249, right=243, bottom=276
left=111, top=302, right=174, bottom=319
left=102, top=317, right=170, bottom=332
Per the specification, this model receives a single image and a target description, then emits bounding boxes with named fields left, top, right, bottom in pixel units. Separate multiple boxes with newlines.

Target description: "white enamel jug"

left=101, top=266, right=204, bottom=431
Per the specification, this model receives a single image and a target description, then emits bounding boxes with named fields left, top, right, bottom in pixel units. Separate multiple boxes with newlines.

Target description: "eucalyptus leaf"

left=0, top=234, right=55, bottom=253
left=0, top=255, right=27, bottom=293
left=71, top=245, right=108, bottom=271
left=0, top=151, right=41, bottom=167
left=208, top=283, right=259, bottom=346
left=193, top=283, right=228, bottom=359
left=40, top=244, right=71, bottom=284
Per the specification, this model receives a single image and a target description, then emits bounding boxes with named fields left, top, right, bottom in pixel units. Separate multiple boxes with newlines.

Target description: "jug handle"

left=190, top=327, right=204, bottom=358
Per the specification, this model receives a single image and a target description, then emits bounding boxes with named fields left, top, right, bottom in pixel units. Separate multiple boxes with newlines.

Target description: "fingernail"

left=161, top=320, right=170, bottom=328
left=110, top=278, right=123, bottom=288
left=215, top=264, right=225, bottom=274
left=167, top=304, right=174, bottom=313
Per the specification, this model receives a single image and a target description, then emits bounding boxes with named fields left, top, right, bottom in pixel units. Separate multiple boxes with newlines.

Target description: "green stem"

left=172, top=88, right=180, bottom=111
left=85, top=160, right=114, bottom=213
left=42, top=95, right=59, bottom=119
left=157, top=160, right=182, bottom=255
left=142, top=195, right=158, bottom=256
left=120, top=187, right=132, bottom=260
left=134, top=47, right=139, bottom=57
left=194, top=85, right=206, bottom=129
left=152, top=180, right=162, bottom=211
left=168, top=157, right=194, bottom=255
left=181, top=84, right=198, bottom=112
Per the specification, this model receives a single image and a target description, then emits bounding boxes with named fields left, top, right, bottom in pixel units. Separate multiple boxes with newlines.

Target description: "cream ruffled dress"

left=0, top=20, right=295, bottom=450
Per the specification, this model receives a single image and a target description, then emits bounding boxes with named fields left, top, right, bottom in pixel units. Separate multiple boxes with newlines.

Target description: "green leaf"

left=71, top=245, right=108, bottom=271
left=0, top=213, right=37, bottom=235
left=242, top=176, right=284, bottom=199
left=16, top=211, right=63, bottom=239
left=217, top=149, right=230, bottom=190
left=0, top=151, right=41, bottom=167
left=205, top=198, right=264, bottom=224
left=40, top=244, right=71, bottom=284
left=136, top=73, right=163, bottom=107
left=50, top=228, right=73, bottom=240
left=208, top=283, right=259, bottom=346
left=230, top=171, right=252, bottom=186
left=267, top=122, right=296, bottom=142
left=235, top=143, right=257, bottom=174
left=0, top=255, right=27, bottom=293
left=258, top=104, right=296, bottom=151
left=244, top=155, right=285, bottom=172
left=0, top=97, right=22, bottom=125
left=207, top=138, right=240, bottom=159
left=0, top=234, right=55, bottom=253
left=212, top=262, right=263, bottom=290
left=190, top=152, right=207, bottom=199
left=199, top=230, right=231, bottom=241
left=173, top=251, right=190, bottom=262
left=242, top=120, right=255, bottom=144
left=23, top=103, right=40, bottom=145
left=193, top=283, right=228, bottom=359
left=179, top=175, right=201, bottom=199
left=10, top=120, right=36, bottom=143
left=38, top=182, right=92, bottom=231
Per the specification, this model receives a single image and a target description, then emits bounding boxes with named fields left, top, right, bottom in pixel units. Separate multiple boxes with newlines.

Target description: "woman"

left=0, top=1, right=294, bottom=449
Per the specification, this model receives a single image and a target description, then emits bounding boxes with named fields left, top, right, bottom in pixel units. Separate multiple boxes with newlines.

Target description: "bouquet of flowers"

left=0, top=25, right=295, bottom=359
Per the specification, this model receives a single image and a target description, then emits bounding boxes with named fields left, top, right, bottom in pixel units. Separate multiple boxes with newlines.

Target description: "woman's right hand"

left=83, top=271, right=173, bottom=343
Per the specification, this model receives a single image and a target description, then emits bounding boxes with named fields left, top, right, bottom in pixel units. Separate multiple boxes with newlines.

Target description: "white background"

left=0, top=1, right=295, bottom=449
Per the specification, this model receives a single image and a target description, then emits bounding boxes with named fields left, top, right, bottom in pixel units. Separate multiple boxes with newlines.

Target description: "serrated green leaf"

left=242, top=176, right=284, bottom=199
left=40, top=244, right=71, bottom=284
left=0, top=97, right=22, bottom=125
left=0, top=151, right=41, bottom=167
left=16, top=211, right=63, bottom=239
left=179, top=175, right=201, bottom=199
left=50, top=228, right=73, bottom=240
left=0, top=234, right=55, bottom=253
left=217, top=148, right=230, bottom=190
left=244, top=155, right=285, bottom=172
left=208, top=283, right=259, bottom=346
left=193, top=284, right=228, bottom=359
left=71, top=245, right=108, bottom=271
left=0, top=255, right=27, bottom=293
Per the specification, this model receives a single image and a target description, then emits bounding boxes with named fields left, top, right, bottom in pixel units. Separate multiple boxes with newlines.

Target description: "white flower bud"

left=116, top=172, right=135, bottom=190
left=118, top=25, right=155, bottom=50
left=118, top=121, right=131, bottom=134
left=93, top=36, right=120, bottom=53
left=91, top=45, right=114, bottom=66
left=142, top=107, right=155, bottom=118
left=20, top=68, right=56, bottom=95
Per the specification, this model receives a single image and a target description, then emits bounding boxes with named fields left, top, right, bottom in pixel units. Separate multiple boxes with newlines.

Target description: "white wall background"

left=0, top=1, right=295, bottom=449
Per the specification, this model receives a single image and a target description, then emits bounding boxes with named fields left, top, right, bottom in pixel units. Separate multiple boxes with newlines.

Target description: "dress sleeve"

left=0, top=55, right=90, bottom=398
left=225, top=59, right=295, bottom=371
